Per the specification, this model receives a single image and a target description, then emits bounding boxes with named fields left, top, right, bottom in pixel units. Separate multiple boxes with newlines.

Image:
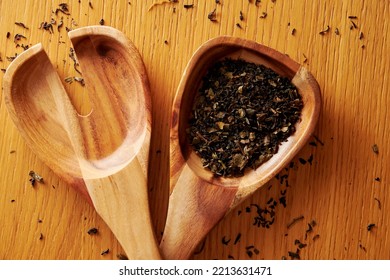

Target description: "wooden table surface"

left=0, top=0, right=389, bottom=260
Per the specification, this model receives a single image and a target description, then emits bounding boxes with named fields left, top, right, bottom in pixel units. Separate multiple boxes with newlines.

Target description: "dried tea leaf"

left=87, top=228, right=98, bottom=235
left=187, top=59, right=303, bottom=177
left=208, top=8, right=217, bottom=22
left=372, top=144, right=379, bottom=154
left=15, top=22, right=29, bottom=29
left=29, top=170, right=44, bottom=185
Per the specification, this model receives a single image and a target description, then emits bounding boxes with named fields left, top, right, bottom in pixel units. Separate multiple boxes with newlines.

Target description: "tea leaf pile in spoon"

left=187, top=58, right=303, bottom=177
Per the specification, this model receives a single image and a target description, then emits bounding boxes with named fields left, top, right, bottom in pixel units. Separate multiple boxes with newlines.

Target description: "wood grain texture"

left=0, top=0, right=389, bottom=260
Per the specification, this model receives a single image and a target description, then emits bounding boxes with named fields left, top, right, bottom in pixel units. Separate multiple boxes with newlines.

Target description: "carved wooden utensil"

left=3, top=44, right=90, bottom=202
left=3, top=26, right=160, bottom=259
left=160, top=36, right=321, bottom=259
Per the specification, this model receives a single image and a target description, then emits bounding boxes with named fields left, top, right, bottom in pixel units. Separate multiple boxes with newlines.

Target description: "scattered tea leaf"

left=239, top=11, right=244, bottom=21
left=87, top=227, right=99, bottom=235
left=222, top=236, right=231, bottom=245
left=208, top=8, right=217, bottom=22
left=299, top=158, right=307, bottom=165
left=39, top=21, right=54, bottom=33
left=16, top=43, right=29, bottom=51
left=294, top=239, right=307, bottom=249
left=29, top=170, right=43, bottom=186
left=279, top=196, right=287, bottom=208
left=13, top=34, right=26, bottom=43
left=359, top=243, right=367, bottom=252
left=319, top=25, right=330, bottom=35
left=245, top=245, right=260, bottom=258
left=234, top=233, right=241, bottom=244
left=287, top=215, right=304, bottom=229
left=15, top=22, right=29, bottom=29
left=74, top=76, right=85, bottom=86
left=304, top=225, right=312, bottom=240
left=259, top=12, right=267, bottom=19
left=307, top=154, right=313, bottom=165
left=64, top=77, right=74, bottom=84
left=291, top=28, right=296, bottom=35
left=288, top=250, right=300, bottom=260
left=367, top=223, right=376, bottom=231
left=69, top=47, right=82, bottom=74
left=249, top=202, right=277, bottom=228
left=312, top=234, right=320, bottom=241
left=101, top=249, right=110, bottom=255
left=55, top=3, right=70, bottom=15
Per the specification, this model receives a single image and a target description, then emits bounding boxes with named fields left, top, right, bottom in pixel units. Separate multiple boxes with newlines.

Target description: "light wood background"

left=0, top=0, right=389, bottom=260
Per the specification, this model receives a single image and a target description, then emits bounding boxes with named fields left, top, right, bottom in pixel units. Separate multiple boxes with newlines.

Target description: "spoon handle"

left=86, top=159, right=161, bottom=260
left=160, top=165, right=237, bottom=259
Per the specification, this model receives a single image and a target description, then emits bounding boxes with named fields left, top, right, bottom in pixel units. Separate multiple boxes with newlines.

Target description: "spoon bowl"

left=63, top=27, right=149, bottom=179
left=161, top=36, right=321, bottom=259
left=3, top=43, right=90, bottom=201
left=3, top=26, right=161, bottom=259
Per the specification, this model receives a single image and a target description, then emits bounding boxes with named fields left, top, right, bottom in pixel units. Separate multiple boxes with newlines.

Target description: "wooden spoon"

left=3, top=26, right=161, bottom=259
left=3, top=44, right=91, bottom=203
left=160, top=36, right=321, bottom=259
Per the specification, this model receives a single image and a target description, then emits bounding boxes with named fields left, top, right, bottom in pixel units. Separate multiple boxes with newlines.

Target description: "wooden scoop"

left=3, top=44, right=90, bottom=203
left=3, top=26, right=160, bottom=259
left=160, top=36, right=321, bottom=259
